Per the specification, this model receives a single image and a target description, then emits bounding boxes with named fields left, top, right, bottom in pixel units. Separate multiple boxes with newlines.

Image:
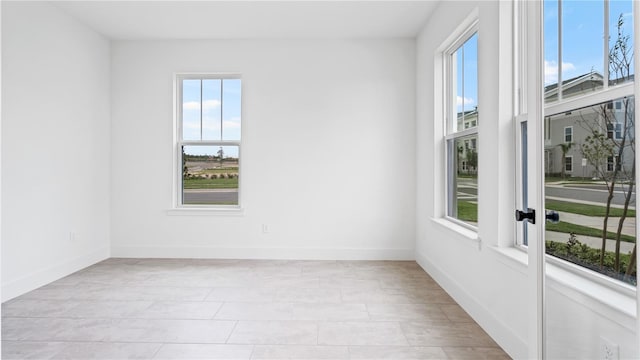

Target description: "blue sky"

left=454, top=0, right=635, bottom=118
left=455, top=33, right=478, bottom=117
left=182, top=78, right=241, bottom=157
left=544, top=0, right=634, bottom=85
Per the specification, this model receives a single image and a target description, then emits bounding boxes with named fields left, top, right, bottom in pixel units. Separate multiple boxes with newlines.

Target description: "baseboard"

left=1, top=247, right=110, bottom=302
left=415, top=251, right=528, bottom=359
left=111, top=245, right=415, bottom=261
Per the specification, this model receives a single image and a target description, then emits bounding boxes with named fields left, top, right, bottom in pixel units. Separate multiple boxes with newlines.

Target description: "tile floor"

left=2, top=259, right=511, bottom=359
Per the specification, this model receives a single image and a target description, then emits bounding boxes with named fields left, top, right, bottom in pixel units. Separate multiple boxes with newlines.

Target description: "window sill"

left=166, top=207, right=244, bottom=216
left=430, top=217, right=480, bottom=244
left=491, top=245, right=637, bottom=328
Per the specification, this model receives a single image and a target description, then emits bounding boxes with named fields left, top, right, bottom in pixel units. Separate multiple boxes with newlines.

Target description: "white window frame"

left=606, top=155, right=621, bottom=172
left=443, top=20, right=479, bottom=231
left=563, top=126, right=573, bottom=143
left=515, top=0, right=637, bottom=291
left=608, top=122, right=623, bottom=140
left=172, top=73, right=243, bottom=212
left=564, top=155, right=573, bottom=172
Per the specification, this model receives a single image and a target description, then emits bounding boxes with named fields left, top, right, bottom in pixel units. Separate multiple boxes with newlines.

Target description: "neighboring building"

left=454, top=71, right=635, bottom=180
left=543, top=72, right=635, bottom=179
left=456, top=109, right=478, bottom=175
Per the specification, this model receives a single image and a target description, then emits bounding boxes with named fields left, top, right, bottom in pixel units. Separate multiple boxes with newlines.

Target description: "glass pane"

left=544, top=96, right=636, bottom=285
left=182, top=79, right=201, bottom=141
left=222, top=79, right=242, bottom=141
left=182, top=145, right=239, bottom=205
left=521, top=121, right=529, bottom=246
left=560, top=0, right=605, bottom=99
left=544, top=0, right=559, bottom=90
left=462, top=33, right=478, bottom=120
left=202, top=79, right=222, bottom=141
left=609, top=0, right=634, bottom=86
left=448, top=134, right=478, bottom=225
left=453, top=33, right=478, bottom=132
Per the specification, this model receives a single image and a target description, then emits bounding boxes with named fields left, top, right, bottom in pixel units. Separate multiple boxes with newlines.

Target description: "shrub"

left=546, top=239, right=636, bottom=285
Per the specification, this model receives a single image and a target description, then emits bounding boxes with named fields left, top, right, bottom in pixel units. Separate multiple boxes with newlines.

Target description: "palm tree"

left=558, top=142, right=574, bottom=180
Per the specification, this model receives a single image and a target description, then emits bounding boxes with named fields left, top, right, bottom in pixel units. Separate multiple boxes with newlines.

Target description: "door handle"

left=545, top=210, right=560, bottom=223
left=515, top=208, right=560, bottom=224
left=515, top=208, right=535, bottom=224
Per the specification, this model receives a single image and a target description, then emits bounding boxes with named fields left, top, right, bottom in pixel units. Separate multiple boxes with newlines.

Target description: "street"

left=545, top=183, right=635, bottom=207
left=183, top=189, right=238, bottom=204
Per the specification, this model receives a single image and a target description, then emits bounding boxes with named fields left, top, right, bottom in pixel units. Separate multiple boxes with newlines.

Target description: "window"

left=564, top=126, right=573, bottom=143
left=564, top=155, right=572, bottom=172
left=544, top=0, right=635, bottom=102
left=445, top=26, right=478, bottom=227
left=176, top=75, right=242, bottom=207
left=606, top=155, right=621, bottom=172
left=607, top=122, right=623, bottom=139
left=542, top=0, right=635, bottom=285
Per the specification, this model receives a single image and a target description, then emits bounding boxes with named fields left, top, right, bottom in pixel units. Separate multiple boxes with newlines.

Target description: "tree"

left=558, top=142, right=574, bottom=180
left=465, top=148, right=478, bottom=175
left=182, top=147, right=189, bottom=179
left=609, top=14, right=635, bottom=276
left=217, top=147, right=224, bottom=167
left=578, top=13, right=635, bottom=274
left=457, top=146, right=464, bottom=175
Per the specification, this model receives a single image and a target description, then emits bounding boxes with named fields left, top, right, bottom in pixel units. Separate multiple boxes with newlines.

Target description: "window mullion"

left=220, top=79, right=224, bottom=141
left=558, top=0, right=563, bottom=101
left=603, top=0, right=609, bottom=89
left=200, top=79, right=203, bottom=141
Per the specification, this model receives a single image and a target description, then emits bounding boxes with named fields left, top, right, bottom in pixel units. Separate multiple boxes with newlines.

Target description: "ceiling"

left=51, top=1, right=439, bottom=40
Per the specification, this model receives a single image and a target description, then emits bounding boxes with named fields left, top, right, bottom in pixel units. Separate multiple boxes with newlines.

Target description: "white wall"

left=416, top=2, right=637, bottom=359
left=1, top=2, right=111, bottom=301
left=110, top=39, right=416, bottom=259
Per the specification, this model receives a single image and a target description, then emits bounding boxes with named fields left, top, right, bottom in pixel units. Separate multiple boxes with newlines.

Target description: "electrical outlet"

left=262, top=224, right=269, bottom=234
left=69, top=232, right=77, bottom=242
left=600, top=337, right=619, bottom=360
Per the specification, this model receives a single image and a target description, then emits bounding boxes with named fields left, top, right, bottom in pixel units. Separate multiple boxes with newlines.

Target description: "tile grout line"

left=149, top=342, right=165, bottom=359
left=211, top=300, right=225, bottom=320
left=224, top=320, right=240, bottom=344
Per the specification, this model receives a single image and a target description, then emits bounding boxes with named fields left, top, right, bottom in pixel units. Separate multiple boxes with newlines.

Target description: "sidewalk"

left=557, top=211, right=636, bottom=237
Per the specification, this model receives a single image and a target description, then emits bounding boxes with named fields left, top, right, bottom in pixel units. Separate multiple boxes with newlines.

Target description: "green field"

left=183, top=178, right=238, bottom=189
left=457, top=201, right=478, bottom=222
left=456, top=200, right=635, bottom=243
left=546, top=221, right=635, bottom=243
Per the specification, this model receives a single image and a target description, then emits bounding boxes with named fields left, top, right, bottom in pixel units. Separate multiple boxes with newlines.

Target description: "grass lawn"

left=546, top=199, right=635, bottom=217
left=545, top=176, right=601, bottom=183
left=199, top=167, right=239, bottom=175
left=184, top=178, right=238, bottom=189
left=546, top=221, right=636, bottom=243
left=457, top=201, right=478, bottom=222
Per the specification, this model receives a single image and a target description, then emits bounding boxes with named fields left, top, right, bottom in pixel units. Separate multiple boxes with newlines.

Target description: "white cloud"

left=457, top=96, right=475, bottom=107
left=183, top=99, right=221, bottom=111
left=544, top=60, right=576, bottom=85
left=223, top=119, right=241, bottom=129
left=204, top=100, right=221, bottom=110
left=183, top=101, right=200, bottom=110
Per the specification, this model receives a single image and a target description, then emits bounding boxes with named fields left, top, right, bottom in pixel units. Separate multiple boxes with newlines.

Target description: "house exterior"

left=543, top=72, right=635, bottom=180
left=455, top=109, right=478, bottom=175
left=454, top=72, right=635, bottom=181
